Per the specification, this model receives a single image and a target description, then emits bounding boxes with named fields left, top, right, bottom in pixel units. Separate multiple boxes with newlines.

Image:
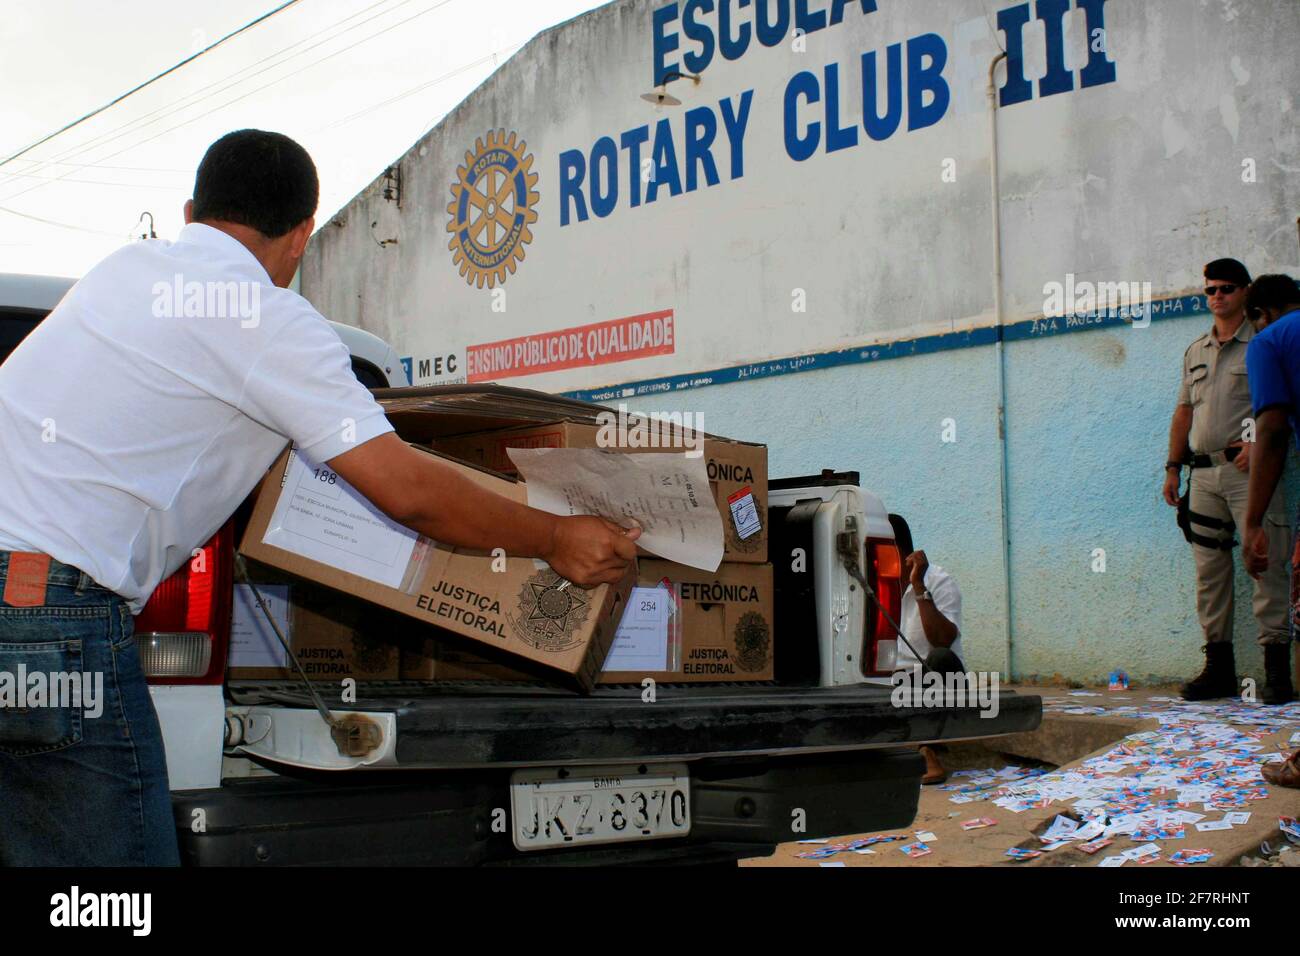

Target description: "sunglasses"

left=1205, top=284, right=1240, bottom=297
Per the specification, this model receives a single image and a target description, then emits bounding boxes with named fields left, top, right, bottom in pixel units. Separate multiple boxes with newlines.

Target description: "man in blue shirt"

left=1243, top=275, right=1300, bottom=770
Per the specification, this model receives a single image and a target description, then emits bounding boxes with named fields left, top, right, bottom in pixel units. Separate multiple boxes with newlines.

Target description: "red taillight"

left=134, top=521, right=234, bottom=685
left=865, top=537, right=903, bottom=676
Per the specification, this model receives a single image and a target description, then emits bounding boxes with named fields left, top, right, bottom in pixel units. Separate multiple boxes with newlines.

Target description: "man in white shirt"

left=0, top=130, right=639, bottom=866
left=888, top=515, right=964, bottom=783
left=890, top=516, right=964, bottom=673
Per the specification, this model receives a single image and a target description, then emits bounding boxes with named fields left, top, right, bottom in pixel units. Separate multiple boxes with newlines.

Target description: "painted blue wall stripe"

left=560, top=292, right=1210, bottom=403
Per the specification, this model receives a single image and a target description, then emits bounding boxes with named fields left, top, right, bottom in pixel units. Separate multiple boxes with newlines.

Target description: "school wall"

left=302, top=0, right=1300, bottom=681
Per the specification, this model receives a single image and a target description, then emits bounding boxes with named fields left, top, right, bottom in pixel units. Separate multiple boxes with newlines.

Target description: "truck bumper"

left=173, top=748, right=924, bottom=866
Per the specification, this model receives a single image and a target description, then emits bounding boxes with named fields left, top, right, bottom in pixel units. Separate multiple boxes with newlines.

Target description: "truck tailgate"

left=227, top=681, right=1041, bottom=770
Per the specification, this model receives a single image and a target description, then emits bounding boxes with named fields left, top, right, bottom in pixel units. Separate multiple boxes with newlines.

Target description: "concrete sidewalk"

left=746, top=685, right=1300, bottom=868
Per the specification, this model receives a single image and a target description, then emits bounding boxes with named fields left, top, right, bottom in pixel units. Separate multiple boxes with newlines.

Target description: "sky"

left=0, top=0, right=607, bottom=276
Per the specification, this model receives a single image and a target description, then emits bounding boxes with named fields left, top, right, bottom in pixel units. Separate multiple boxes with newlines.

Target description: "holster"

left=1177, top=479, right=1236, bottom=550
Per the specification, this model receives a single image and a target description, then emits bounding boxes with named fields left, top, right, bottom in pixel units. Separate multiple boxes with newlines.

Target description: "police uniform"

left=1179, top=318, right=1291, bottom=647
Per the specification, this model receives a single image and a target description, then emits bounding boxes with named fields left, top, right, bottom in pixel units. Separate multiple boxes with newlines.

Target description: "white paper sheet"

left=507, top=448, right=724, bottom=571
left=229, top=584, right=290, bottom=668
left=603, top=586, right=673, bottom=671
left=1124, top=843, right=1161, bottom=861
left=1042, top=815, right=1079, bottom=841
left=1071, top=821, right=1106, bottom=842
left=262, top=448, right=419, bottom=588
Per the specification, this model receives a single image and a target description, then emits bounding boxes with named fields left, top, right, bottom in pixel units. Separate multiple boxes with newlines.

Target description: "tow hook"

left=225, top=712, right=271, bottom=747
left=330, top=713, right=384, bottom=757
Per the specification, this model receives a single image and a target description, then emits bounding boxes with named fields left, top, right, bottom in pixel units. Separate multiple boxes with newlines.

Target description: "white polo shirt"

left=0, top=223, right=394, bottom=612
left=894, top=564, right=963, bottom=669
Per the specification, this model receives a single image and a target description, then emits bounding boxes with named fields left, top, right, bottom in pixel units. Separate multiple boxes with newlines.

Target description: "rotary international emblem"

left=445, top=129, right=539, bottom=290
left=509, top=569, right=591, bottom=653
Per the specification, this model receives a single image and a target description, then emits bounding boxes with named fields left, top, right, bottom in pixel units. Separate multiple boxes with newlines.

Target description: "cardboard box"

left=600, top=560, right=774, bottom=684
left=228, top=580, right=403, bottom=681
left=432, top=421, right=767, bottom=563
left=401, top=560, right=776, bottom=685
left=238, top=444, right=634, bottom=692
left=400, top=637, right=547, bottom=683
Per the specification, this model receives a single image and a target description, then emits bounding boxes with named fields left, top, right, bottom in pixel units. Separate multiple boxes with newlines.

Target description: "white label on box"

left=727, top=485, right=761, bottom=540
left=263, top=448, right=418, bottom=589
left=603, top=586, right=671, bottom=671
left=229, top=584, right=291, bottom=669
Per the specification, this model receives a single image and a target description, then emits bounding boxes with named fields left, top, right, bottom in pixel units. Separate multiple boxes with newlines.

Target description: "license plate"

left=510, top=764, right=690, bottom=851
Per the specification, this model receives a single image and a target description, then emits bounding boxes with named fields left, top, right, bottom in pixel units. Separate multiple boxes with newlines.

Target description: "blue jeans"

left=0, top=552, right=179, bottom=866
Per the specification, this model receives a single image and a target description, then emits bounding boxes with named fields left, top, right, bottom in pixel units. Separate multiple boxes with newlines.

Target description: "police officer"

left=1162, top=258, right=1292, bottom=701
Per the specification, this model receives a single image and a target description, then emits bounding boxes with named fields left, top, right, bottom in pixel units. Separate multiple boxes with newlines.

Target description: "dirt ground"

left=743, top=685, right=1300, bottom=868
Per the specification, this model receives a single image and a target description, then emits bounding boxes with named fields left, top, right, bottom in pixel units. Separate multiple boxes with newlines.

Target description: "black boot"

left=1181, top=643, right=1238, bottom=701
left=1261, top=643, right=1295, bottom=705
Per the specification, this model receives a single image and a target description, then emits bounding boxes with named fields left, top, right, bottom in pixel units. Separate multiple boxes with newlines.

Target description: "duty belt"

left=1187, top=446, right=1242, bottom=469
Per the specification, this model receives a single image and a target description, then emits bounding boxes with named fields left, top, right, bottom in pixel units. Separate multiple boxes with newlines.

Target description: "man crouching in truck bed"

left=0, top=129, right=640, bottom=867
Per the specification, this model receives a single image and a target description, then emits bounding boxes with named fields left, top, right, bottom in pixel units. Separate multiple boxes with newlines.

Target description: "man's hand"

left=904, top=549, right=929, bottom=591
left=1244, top=522, right=1270, bottom=578
left=329, top=434, right=641, bottom=587
left=1162, top=469, right=1181, bottom=507
left=543, top=516, right=641, bottom=587
left=1231, top=442, right=1250, bottom=473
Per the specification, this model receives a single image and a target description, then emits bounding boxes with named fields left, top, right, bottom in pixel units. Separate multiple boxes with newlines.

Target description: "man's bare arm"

left=916, top=599, right=959, bottom=649
left=1246, top=409, right=1289, bottom=528
left=327, top=433, right=639, bottom=586
left=1163, top=404, right=1193, bottom=506
left=1167, top=404, right=1193, bottom=462
left=903, top=551, right=959, bottom=649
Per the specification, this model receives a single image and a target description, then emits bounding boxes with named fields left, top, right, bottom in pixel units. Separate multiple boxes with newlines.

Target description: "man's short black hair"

left=888, top=513, right=914, bottom=558
left=1204, top=258, right=1252, bottom=287
left=1247, top=274, right=1300, bottom=316
left=191, top=130, right=318, bottom=239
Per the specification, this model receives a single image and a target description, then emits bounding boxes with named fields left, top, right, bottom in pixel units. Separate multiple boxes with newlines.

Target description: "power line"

left=1, top=39, right=515, bottom=230
left=0, top=205, right=127, bottom=238
left=0, top=0, right=456, bottom=206
left=0, top=0, right=304, bottom=171
left=0, top=168, right=187, bottom=188
left=0, top=0, right=468, bottom=237
left=0, top=165, right=188, bottom=185
left=126, top=0, right=462, bottom=147
left=2, top=0, right=410, bottom=188
left=322, top=41, right=523, bottom=132
left=4, top=159, right=193, bottom=174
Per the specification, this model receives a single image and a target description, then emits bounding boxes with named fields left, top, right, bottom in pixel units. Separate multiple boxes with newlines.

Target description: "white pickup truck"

left=1, top=272, right=1040, bottom=866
